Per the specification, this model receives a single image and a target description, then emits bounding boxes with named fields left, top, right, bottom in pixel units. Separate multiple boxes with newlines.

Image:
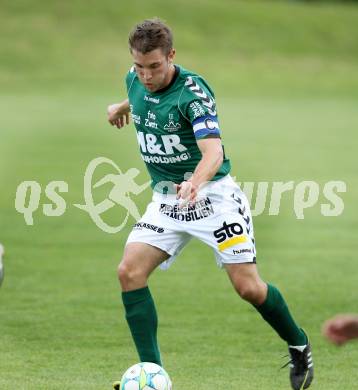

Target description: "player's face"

left=132, top=48, right=176, bottom=92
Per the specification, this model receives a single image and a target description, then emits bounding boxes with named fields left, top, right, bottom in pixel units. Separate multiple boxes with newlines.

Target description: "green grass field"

left=1, top=0, right=358, bottom=389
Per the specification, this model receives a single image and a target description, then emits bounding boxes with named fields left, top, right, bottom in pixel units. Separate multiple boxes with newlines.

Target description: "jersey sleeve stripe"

left=192, top=115, right=221, bottom=140
left=193, top=120, right=219, bottom=133
left=192, top=114, right=218, bottom=126
left=194, top=128, right=221, bottom=139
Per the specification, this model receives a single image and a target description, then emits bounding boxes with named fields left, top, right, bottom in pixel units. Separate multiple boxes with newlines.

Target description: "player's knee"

left=117, top=261, right=146, bottom=289
left=235, top=282, right=262, bottom=304
left=117, top=262, right=135, bottom=285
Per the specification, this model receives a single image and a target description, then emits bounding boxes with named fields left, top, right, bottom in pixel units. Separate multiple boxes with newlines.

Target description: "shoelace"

left=280, top=354, right=291, bottom=370
left=282, top=349, right=308, bottom=373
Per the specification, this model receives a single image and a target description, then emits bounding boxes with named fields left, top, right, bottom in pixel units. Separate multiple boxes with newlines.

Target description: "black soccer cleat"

left=284, top=343, right=314, bottom=390
left=112, top=380, right=121, bottom=390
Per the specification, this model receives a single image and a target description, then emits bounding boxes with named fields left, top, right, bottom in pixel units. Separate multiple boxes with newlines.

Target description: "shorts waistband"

left=152, top=174, right=236, bottom=203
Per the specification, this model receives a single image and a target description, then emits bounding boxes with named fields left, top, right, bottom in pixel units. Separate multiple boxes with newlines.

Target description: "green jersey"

left=125, top=65, right=231, bottom=191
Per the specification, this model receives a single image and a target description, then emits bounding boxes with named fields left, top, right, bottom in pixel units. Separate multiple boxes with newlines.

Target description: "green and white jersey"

left=126, top=65, right=231, bottom=191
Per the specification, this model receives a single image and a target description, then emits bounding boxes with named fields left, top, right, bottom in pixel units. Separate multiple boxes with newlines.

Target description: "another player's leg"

left=225, top=263, right=313, bottom=390
left=118, top=242, right=169, bottom=366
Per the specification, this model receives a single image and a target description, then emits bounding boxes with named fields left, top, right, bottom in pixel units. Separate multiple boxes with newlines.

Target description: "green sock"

left=122, top=286, right=162, bottom=365
left=255, top=284, right=307, bottom=346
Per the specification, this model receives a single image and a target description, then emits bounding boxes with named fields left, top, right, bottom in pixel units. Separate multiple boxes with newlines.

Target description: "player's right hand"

left=107, top=103, right=130, bottom=129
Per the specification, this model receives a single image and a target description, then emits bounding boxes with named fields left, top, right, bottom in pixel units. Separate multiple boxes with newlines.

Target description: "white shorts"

left=126, top=175, right=256, bottom=269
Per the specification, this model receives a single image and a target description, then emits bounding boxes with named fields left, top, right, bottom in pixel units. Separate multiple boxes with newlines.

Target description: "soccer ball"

left=120, top=362, right=172, bottom=390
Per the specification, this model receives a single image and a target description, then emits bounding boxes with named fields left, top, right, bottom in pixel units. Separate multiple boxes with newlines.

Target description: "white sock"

left=289, top=345, right=306, bottom=352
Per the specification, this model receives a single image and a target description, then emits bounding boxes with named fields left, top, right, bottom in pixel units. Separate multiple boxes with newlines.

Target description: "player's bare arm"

left=323, top=314, right=358, bottom=345
left=176, top=138, right=223, bottom=202
left=107, top=98, right=130, bottom=129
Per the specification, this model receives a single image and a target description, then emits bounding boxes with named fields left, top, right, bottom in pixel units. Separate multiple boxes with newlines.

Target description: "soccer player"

left=108, top=19, right=314, bottom=390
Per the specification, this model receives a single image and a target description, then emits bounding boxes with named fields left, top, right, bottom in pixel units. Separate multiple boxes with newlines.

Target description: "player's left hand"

left=175, top=181, right=198, bottom=205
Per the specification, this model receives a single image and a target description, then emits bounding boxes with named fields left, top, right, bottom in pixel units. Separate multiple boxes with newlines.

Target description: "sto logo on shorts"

left=213, top=221, right=248, bottom=252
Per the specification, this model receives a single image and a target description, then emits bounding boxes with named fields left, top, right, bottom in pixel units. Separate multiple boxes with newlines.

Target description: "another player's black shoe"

left=283, top=343, right=314, bottom=390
